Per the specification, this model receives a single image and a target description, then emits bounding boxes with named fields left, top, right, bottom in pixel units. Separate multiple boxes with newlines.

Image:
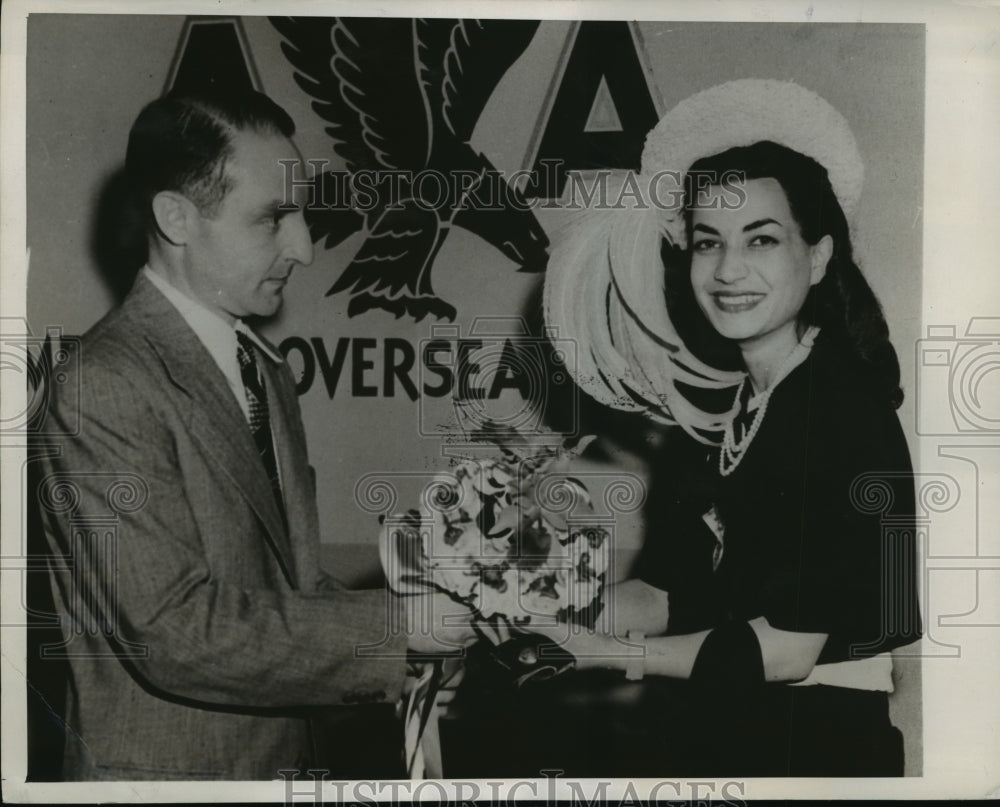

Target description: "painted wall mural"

left=270, top=18, right=550, bottom=321
left=164, top=17, right=667, bottom=323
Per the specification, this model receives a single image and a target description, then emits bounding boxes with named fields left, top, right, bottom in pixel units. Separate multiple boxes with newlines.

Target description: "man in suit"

left=35, top=89, right=468, bottom=780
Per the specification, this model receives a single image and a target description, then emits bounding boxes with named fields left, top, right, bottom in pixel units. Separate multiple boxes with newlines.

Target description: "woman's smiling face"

left=689, top=176, right=831, bottom=359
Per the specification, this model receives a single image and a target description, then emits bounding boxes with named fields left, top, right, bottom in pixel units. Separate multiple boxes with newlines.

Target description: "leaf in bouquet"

left=431, top=563, right=479, bottom=602
left=471, top=463, right=511, bottom=496
left=524, top=572, right=561, bottom=600
left=540, top=512, right=568, bottom=536
left=573, top=549, right=596, bottom=581
left=483, top=474, right=508, bottom=495
left=482, top=485, right=527, bottom=541
left=585, top=525, right=610, bottom=548
left=482, top=535, right=512, bottom=559
left=471, top=560, right=512, bottom=593
left=558, top=597, right=605, bottom=630
left=486, top=526, right=515, bottom=545
left=486, top=501, right=528, bottom=540
left=430, top=580, right=477, bottom=611
left=530, top=479, right=592, bottom=539
left=515, top=585, right=563, bottom=618
left=476, top=566, right=521, bottom=619
left=564, top=574, right=605, bottom=619
left=453, top=523, right=485, bottom=557
left=518, top=450, right=560, bottom=479
left=561, top=476, right=593, bottom=504
left=496, top=443, right=528, bottom=465
left=546, top=455, right=578, bottom=478
left=443, top=522, right=465, bottom=547
left=569, top=526, right=609, bottom=577
left=562, top=433, right=599, bottom=453
left=517, top=517, right=552, bottom=569
left=469, top=419, right=524, bottom=446
left=475, top=492, right=499, bottom=538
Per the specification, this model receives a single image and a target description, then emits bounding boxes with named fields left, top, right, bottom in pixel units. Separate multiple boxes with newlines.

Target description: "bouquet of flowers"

left=379, top=427, right=611, bottom=777
left=380, top=431, right=609, bottom=631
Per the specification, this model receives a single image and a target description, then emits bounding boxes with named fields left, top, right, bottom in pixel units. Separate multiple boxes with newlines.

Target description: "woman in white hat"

left=542, top=79, right=921, bottom=775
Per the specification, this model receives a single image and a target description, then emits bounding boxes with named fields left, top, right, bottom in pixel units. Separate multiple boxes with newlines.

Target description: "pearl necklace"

left=718, top=326, right=820, bottom=477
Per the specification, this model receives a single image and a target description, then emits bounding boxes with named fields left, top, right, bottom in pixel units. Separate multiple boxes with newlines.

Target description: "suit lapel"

left=124, top=274, right=298, bottom=588
left=259, top=357, right=322, bottom=590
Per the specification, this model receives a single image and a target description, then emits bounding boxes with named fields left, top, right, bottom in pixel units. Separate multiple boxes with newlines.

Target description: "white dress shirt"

left=143, top=266, right=284, bottom=423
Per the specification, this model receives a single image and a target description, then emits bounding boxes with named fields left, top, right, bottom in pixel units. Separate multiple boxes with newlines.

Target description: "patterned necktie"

left=236, top=331, right=286, bottom=529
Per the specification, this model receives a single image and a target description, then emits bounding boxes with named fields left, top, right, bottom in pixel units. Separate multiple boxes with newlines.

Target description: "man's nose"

left=283, top=211, right=315, bottom=267
left=714, top=246, right=748, bottom=283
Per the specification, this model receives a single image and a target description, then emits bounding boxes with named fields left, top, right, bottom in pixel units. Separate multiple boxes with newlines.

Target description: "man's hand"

left=404, top=592, right=478, bottom=656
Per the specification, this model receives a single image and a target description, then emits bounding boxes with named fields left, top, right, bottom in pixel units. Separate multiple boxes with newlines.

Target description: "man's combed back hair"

left=125, top=89, right=295, bottom=230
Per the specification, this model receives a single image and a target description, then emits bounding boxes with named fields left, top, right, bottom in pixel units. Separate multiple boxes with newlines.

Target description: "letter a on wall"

left=166, top=17, right=261, bottom=96
left=524, top=21, right=663, bottom=200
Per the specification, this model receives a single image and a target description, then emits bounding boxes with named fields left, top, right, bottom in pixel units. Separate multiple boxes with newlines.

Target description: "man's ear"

left=809, top=234, right=834, bottom=286
left=151, top=191, right=197, bottom=246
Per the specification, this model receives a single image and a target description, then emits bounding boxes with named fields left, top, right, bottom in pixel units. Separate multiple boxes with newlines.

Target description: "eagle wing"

left=270, top=16, right=431, bottom=171
left=439, top=20, right=540, bottom=141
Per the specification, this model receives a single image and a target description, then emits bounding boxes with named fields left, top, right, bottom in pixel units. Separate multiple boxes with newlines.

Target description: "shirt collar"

left=143, top=266, right=283, bottom=364
left=233, top=320, right=283, bottom=363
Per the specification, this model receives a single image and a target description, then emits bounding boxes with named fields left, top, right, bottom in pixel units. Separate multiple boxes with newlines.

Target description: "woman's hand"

left=604, top=579, right=670, bottom=636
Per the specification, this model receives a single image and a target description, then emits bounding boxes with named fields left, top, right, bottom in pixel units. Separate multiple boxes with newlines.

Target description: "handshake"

left=404, top=593, right=577, bottom=689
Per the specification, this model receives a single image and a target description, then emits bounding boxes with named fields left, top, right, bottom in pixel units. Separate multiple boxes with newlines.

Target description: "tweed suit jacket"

left=37, top=273, right=408, bottom=780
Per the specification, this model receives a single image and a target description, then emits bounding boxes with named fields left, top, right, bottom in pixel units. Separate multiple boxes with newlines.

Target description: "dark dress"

left=633, top=333, right=923, bottom=776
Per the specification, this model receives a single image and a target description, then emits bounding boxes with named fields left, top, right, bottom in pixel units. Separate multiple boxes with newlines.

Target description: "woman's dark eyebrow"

left=692, top=218, right=783, bottom=235
left=744, top=217, right=782, bottom=231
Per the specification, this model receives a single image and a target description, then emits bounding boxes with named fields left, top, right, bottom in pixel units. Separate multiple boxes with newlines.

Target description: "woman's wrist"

left=624, top=631, right=646, bottom=680
left=563, top=631, right=646, bottom=676
left=563, top=631, right=618, bottom=672
left=528, top=626, right=647, bottom=674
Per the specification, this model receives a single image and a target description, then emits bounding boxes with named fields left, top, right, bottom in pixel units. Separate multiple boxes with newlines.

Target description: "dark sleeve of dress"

left=630, top=429, right=724, bottom=635
left=758, top=358, right=923, bottom=663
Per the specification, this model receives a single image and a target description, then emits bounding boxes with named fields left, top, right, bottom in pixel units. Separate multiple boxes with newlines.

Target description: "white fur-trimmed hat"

left=642, top=78, right=864, bottom=247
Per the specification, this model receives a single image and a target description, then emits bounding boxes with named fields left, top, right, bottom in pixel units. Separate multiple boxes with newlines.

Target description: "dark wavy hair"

left=664, top=140, right=903, bottom=409
left=125, top=89, right=295, bottom=235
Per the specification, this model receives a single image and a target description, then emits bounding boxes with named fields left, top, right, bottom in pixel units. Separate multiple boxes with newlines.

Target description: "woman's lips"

left=712, top=292, right=764, bottom=313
